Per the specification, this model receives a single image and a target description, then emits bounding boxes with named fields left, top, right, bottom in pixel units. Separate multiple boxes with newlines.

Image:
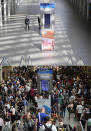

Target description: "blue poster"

left=42, top=80, right=48, bottom=91
left=44, top=14, right=50, bottom=28
left=43, top=105, right=51, bottom=114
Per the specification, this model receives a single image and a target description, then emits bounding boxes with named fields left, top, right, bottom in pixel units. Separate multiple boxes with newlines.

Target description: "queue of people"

left=0, top=66, right=91, bottom=131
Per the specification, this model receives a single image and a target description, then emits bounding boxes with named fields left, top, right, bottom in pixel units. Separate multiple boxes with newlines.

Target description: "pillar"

left=87, top=0, right=89, bottom=20
left=4, top=0, right=7, bottom=21
left=17, top=0, right=20, bottom=6
left=11, top=0, right=14, bottom=14
left=0, top=0, right=2, bottom=26
left=8, top=0, right=10, bottom=17
left=82, top=0, right=86, bottom=16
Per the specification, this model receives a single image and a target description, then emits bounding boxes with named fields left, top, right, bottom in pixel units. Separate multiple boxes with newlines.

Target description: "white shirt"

left=25, top=85, right=30, bottom=92
left=39, top=123, right=57, bottom=131
left=0, top=118, right=4, bottom=127
left=78, top=89, right=81, bottom=94
left=11, top=108, right=16, bottom=115
left=4, top=86, right=8, bottom=92
left=35, top=96, right=37, bottom=101
left=77, top=105, right=83, bottom=113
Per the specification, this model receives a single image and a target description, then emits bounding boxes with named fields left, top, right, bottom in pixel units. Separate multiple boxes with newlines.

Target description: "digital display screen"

left=42, top=80, right=48, bottom=91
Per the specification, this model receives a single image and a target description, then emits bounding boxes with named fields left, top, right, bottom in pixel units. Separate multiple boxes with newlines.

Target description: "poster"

left=42, top=80, right=48, bottom=91
left=36, top=98, right=51, bottom=114
left=42, top=30, right=54, bottom=51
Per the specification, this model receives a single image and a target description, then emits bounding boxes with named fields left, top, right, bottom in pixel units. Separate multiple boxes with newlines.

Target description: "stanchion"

left=0, top=56, right=10, bottom=66
left=27, top=56, right=32, bottom=66
left=77, top=57, right=84, bottom=66
left=66, top=56, right=73, bottom=65
left=19, top=56, right=26, bottom=67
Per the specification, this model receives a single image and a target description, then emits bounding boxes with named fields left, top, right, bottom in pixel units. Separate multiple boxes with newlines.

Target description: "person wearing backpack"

left=39, top=116, right=57, bottom=131
left=24, top=111, right=35, bottom=131
left=36, top=108, right=48, bottom=131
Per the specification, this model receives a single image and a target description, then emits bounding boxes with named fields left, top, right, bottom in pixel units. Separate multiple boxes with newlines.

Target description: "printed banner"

left=36, top=98, right=51, bottom=114
left=42, top=30, right=54, bottom=51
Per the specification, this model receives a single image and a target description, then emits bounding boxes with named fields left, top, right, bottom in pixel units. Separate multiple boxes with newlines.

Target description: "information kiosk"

left=37, top=68, right=53, bottom=93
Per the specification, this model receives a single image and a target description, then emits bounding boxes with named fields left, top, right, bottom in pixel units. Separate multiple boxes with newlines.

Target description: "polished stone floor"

left=0, top=0, right=91, bottom=66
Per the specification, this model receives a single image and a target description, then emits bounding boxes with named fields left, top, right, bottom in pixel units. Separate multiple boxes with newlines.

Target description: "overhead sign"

left=40, top=3, right=55, bottom=9
left=36, top=98, right=51, bottom=114
left=37, top=68, right=53, bottom=74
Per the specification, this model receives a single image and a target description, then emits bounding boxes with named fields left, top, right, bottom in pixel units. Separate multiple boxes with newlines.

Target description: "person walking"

left=38, top=16, right=41, bottom=30
left=39, top=116, right=57, bottom=131
left=36, top=108, right=48, bottom=131
left=60, top=102, right=66, bottom=118
left=87, top=117, right=91, bottom=131
left=24, top=111, right=35, bottom=131
left=25, top=16, right=30, bottom=30
left=0, top=114, right=4, bottom=131
left=76, top=102, right=83, bottom=121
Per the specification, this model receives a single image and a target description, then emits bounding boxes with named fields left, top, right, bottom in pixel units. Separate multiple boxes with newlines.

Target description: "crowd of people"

left=0, top=66, right=90, bottom=131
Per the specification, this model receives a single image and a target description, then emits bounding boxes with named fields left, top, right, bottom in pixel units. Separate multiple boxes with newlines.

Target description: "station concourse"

left=0, top=0, right=91, bottom=66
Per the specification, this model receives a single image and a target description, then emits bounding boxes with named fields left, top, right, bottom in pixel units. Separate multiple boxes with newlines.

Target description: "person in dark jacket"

left=24, top=111, right=35, bottom=131
left=25, top=16, right=30, bottom=30
left=38, top=16, right=41, bottom=30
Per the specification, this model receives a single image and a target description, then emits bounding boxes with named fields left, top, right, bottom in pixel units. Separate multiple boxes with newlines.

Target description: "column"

left=87, top=0, right=89, bottom=20
left=0, top=66, right=2, bottom=82
left=0, top=0, right=2, bottom=26
left=8, top=0, right=10, bottom=17
left=17, top=0, right=20, bottom=6
left=11, top=0, right=15, bottom=14
left=82, top=0, right=86, bottom=16
left=4, top=0, right=7, bottom=21
left=12, top=0, right=16, bottom=14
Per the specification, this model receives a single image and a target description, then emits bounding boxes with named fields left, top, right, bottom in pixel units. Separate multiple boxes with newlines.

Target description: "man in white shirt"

left=39, top=116, right=57, bottom=131
left=4, top=84, right=8, bottom=92
left=76, top=102, right=83, bottom=121
left=11, top=106, right=16, bottom=123
left=25, top=84, right=31, bottom=92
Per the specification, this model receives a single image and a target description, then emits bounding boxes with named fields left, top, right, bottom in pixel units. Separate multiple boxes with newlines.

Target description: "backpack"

left=24, top=120, right=34, bottom=131
left=28, top=120, right=35, bottom=130
left=44, top=124, right=52, bottom=131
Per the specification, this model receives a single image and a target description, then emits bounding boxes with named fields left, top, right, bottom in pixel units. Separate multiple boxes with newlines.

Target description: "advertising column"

left=40, top=3, right=55, bottom=51
left=37, top=68, right=53, bottom=93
